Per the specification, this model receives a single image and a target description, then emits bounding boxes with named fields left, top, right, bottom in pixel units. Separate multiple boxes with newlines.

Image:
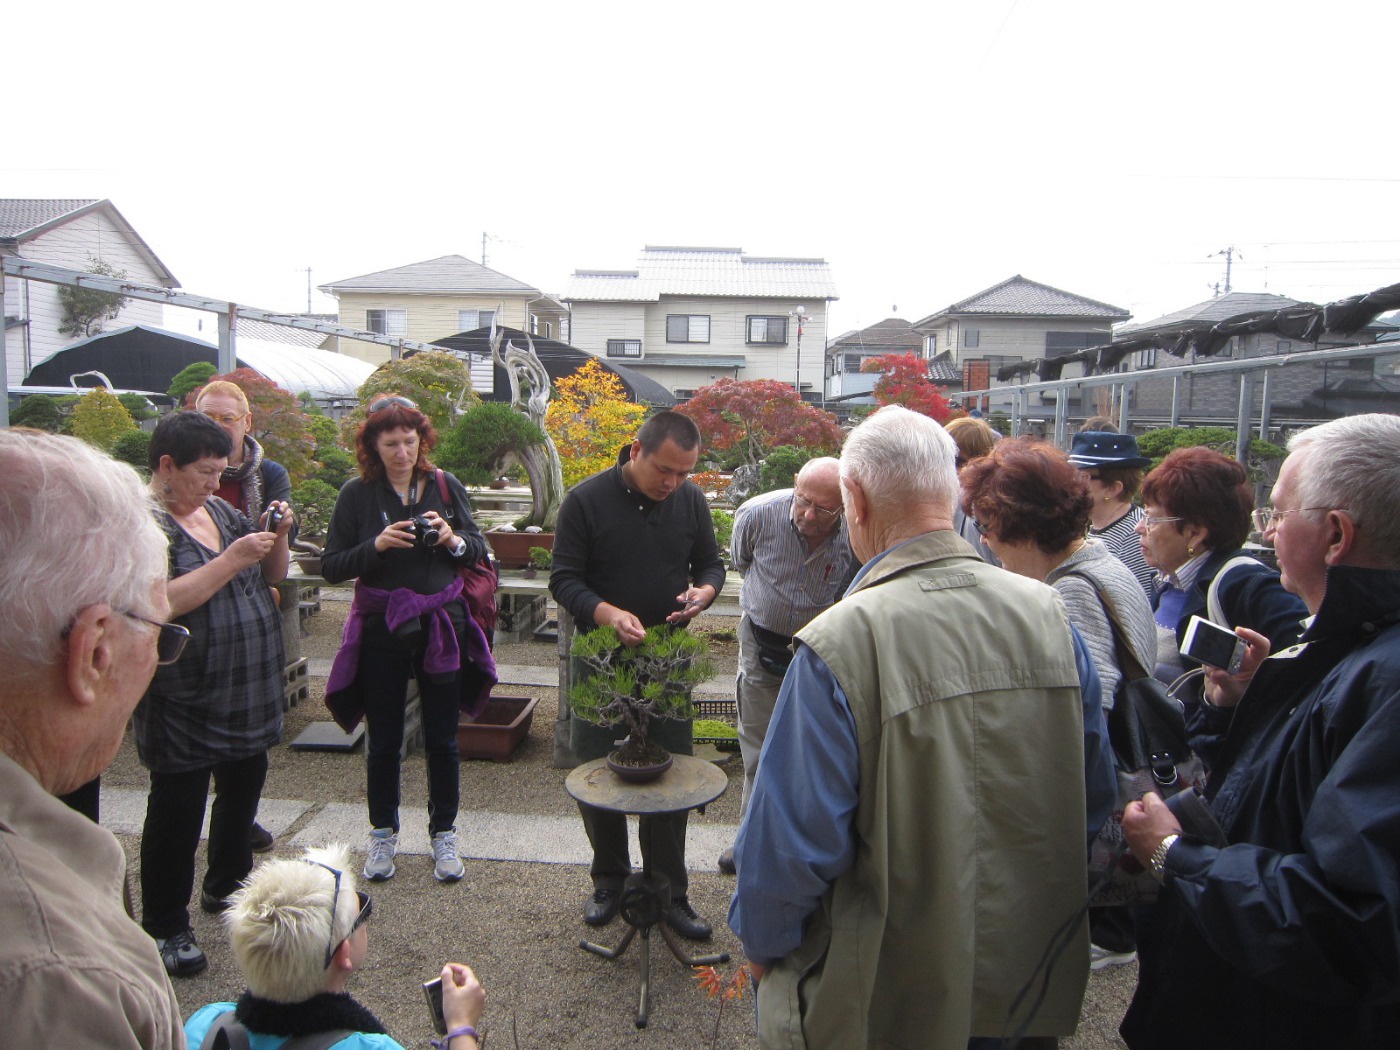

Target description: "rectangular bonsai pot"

left=485, top=531, right=553, bottom=570
left=457, top=695, right=539, bottom=762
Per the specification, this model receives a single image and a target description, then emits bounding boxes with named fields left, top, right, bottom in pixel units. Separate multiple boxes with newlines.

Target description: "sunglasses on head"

left=304, top=860, right=373, bottom=968
left=368, top=396, right=417, bottom=414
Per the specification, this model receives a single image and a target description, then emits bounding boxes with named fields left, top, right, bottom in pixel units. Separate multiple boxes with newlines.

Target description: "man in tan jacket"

left=0, top=429, right=186, bottom=1048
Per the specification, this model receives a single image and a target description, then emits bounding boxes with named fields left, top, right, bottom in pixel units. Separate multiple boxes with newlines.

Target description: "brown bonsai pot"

left=486, top=530, right=554, bottom=570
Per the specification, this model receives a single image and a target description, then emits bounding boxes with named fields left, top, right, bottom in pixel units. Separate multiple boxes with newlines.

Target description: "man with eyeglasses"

left=716, top=457, right=855, bottom=875
left=185, top=844, right=486, bottom=1049
left=195, top=379, right=296, bottom=853
left=1121, top=413, right=1400, bottom=1050
left=0, top=429, right=186, bottom=1048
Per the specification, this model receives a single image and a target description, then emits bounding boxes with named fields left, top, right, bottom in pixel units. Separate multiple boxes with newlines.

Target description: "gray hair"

left=1288, top=413, right=1400, bottom=565
left=225, top=844, right=362, bottom=1003
left=0, top=430, right=168, bottom=688
left=840, top=406, right=958, bottom=518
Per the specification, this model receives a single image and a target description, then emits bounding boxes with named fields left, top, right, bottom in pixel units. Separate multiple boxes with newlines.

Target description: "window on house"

left=673, top=388, right=696, bottom=400
left=666, top=315, right=710, bottom=343
left=964, top=328, right=980, bottom=349
left=457, top=309, right=496, bottom=332
left=366, top=309, right=407, bottom=336
left=606, top=339, right=642, bottom=358
left=1277, top=340, right=1292, bottom=353
left=1348, top=356, right=1375, bottom=373
left=844, top=355, right=867, bottom=374
left=925, top=334, right=937, bottom=356
left=1045, top=331, right=1108, bottom=352
left=1133, top=347, right=1159, bottom=370
left=746, top=316, right=789, bottom=344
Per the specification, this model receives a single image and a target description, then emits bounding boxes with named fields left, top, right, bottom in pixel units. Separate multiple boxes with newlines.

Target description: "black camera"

left=407, top=515, right=441, bottom=546
left=263, top=505, right=284, bottom=532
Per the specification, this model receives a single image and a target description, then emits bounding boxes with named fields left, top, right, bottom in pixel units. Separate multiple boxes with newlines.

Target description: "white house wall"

left=6, top=211, right=166, bottom=381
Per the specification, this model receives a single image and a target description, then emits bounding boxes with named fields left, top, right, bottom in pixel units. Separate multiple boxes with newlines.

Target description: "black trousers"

left=358, top=634, right=461, bottom=835
left=140, top=751, right=268, bottom=938
left=576, top=800, right=690, bottom=901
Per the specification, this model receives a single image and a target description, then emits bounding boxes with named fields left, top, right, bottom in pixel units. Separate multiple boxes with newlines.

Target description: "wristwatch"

left=449, top=537, right=467, bottom=558
left=1149, top=833, right=1180, bottom=883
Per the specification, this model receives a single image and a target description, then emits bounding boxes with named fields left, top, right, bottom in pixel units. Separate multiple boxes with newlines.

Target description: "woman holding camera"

left=323, top=396, right=489, bottom=885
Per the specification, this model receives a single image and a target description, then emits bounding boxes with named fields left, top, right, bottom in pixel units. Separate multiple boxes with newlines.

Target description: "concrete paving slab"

left=99, top=787, right=311, bottom=841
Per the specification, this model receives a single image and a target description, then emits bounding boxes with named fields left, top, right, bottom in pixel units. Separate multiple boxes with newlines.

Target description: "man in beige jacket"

left=0, top=429, right=186, bottom=1048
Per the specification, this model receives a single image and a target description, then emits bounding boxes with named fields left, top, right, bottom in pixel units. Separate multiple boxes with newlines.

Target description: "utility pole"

left=1211, top=246, right=1242, bottom=294
left=305, top=268, right=313, bottom=314
left=789, top=305, right=806, bottom=400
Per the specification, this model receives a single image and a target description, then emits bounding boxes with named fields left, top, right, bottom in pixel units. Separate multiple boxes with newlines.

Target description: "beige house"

left=318, top=254, right=568, bottom=366
left=2, top=198, right=178, bottom=382
left=911, top=275, right=1129, bottom=413
left=564, top=246, right=839, bottom=400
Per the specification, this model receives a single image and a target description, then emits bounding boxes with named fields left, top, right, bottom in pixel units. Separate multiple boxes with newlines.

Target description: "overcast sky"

left=8, top=0, right=1398, bottom=341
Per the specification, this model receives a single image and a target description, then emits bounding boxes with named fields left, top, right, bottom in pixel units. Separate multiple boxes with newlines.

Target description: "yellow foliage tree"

left=546, top=358, right=648, bottom=488
left=68, top=387, right=137, bottom=451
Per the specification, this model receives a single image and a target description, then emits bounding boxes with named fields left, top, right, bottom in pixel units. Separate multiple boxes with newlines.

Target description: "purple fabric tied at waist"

left=326, top=576, right=497, bottom=732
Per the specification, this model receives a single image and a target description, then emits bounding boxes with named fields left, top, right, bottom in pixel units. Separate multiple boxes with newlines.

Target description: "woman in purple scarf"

left=322, top=396, right=491, bottom=886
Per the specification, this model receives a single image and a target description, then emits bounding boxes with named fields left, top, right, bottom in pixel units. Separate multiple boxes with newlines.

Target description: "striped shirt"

left=732, top=489, right=857, bottom=637
left=1090, top=504, right=1156, bottom=601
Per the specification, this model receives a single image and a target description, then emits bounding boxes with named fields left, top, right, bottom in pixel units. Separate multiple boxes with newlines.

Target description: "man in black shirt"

left=550, top=411, right=726, bottom=940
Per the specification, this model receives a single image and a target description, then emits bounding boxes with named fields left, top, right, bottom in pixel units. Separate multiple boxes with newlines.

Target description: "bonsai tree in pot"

left=569, top=625, right=715, bottom=780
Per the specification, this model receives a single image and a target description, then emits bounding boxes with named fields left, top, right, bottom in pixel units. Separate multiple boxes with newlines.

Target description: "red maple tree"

left=861, top=353, right=953, bottom=422
left=190, top=368, right=317, bottom=482
left=677, top=378, right=844, bottom=468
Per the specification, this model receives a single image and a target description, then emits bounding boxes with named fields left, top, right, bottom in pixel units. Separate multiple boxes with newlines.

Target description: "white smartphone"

left=1180, top=615, right=1246, bottom=674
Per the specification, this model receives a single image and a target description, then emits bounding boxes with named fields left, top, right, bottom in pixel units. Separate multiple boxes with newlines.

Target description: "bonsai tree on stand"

left=569, top=625, right=714, bottom=779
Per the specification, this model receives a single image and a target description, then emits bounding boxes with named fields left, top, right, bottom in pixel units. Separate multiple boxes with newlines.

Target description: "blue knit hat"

left=1068, top=431, right=1150, bottom=469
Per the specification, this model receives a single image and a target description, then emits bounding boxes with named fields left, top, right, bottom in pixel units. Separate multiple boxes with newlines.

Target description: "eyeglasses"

left=61, top=611, right=190, bottom=665
left=200, top=410, right=246, bottom=426
left=368, top=396, right=417, bottom=414
left=305, top=861, right=373, bottom=969
left=1138, top=514, right=1184, bottom=530
left=1252, top=506, right=1350, bottom=533
left=970, top=517, right=992, bottom=536
left=120, top=612, right=191, bottom=665
left=793, top=492, right=842, bottom=519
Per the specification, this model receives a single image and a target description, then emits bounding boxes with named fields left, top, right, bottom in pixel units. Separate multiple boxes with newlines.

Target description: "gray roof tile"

left=1116, top=291, right=1303, bottom=335
left=827, top=317, right=920, bottom=352
left=0, top=199, right=101, bottom=239
left=566, top=246, right=839, bottom=302
left=321, top=254, right=540, bottom=296
left=916, top=275, right=1129, bottom=324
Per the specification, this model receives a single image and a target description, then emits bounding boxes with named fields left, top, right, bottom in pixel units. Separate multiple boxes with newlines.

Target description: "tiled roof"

left=320, top=255, right=540, bottom=296
left=566, top=246, right=839, bottom=302
left=1116, top=291, right=1302, bottom=335
left=827, top=317, right=920, bottom=351
left=915, top=275, right=1129, bottom=324
left=0, top=199, right=101, bottom=239
left=929, top=351, right=961, bottom=383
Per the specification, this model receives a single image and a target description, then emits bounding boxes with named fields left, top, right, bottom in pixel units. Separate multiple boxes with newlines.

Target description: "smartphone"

left=422, top=977, right=446, bottom=1035
left=1180, top=615, right=1246, bottom=674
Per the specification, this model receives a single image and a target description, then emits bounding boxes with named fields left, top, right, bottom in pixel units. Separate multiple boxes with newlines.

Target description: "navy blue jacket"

left=1124, top=565, right=1400, bottom=1049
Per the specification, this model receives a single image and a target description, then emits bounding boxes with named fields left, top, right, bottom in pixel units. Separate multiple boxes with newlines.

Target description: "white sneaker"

left=432, top=830, right=465, bottom=882
left=363, top=828, right=397, bottom=881
left=1090, top=943, right=1137, bottom=970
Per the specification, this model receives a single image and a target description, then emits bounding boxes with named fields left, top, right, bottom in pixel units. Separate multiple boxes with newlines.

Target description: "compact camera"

left=407, top=515, right=441, bottom=546
left=1180, top=615, right=1247, bottom=674
left=422, top=977, right=446, bottom=1035
left=263, top=505, right=284, bottom=532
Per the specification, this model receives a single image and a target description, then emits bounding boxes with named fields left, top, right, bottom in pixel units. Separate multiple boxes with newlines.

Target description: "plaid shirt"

left=133, top=498, right=284, bottom=773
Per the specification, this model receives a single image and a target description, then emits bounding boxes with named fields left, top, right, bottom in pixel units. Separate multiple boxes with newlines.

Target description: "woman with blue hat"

left=1068, top=431, right=1156, bottom=599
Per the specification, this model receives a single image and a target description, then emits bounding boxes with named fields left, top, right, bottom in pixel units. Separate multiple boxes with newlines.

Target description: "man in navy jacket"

left=1122, top=413, right=1400, bottom=1049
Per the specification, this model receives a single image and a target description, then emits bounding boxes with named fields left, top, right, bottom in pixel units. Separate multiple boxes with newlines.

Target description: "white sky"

left=7, top=0, right=1399, bottom=340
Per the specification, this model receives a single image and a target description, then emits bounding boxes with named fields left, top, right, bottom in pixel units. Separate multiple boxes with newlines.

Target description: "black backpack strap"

left=199, top=1012, right=251, bottom=1050
left=282, top=1030, right=358, bottom=1050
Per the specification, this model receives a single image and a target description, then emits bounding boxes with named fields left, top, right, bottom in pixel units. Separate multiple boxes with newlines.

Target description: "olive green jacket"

left=759, top=531, right=1092, bottom=1049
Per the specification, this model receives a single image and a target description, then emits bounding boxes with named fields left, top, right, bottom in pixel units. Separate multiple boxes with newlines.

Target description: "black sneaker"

left=156, top=928, right=207, bottom=977
left=199, top=888, right=232, bottom=914
left=249, top=821, right=275, bottom=853
left=665, top=896, right=713, bottom=941
left=583, top=886, right=621, bottom=926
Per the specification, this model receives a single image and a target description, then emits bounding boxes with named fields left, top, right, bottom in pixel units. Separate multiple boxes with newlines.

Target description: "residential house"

left=823, top=317, right=962, bottom=415
left=1114, top=291, right=1394, bottom=425
left=318, top=255, right=568, bottom=366
left=563, top=246, right=839, bottom=400
left=2, top=198, right=178, bottom=383
left=911, top=275, right=1129, bottom=415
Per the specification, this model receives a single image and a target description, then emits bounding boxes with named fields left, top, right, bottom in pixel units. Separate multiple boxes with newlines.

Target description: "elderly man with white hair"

left=185, top=843, right=486, bottom=1049
left=0, top=429, right=186, bottom=1048
left=1121, top=413, right=1400, bottom=1050
left=728, top=406, right=1115, bottom=1050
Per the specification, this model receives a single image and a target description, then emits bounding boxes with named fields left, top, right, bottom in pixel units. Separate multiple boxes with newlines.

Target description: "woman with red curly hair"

left=1136, top=446, right=1306, bottom=693
left=322, top=396, right=490, bottom=887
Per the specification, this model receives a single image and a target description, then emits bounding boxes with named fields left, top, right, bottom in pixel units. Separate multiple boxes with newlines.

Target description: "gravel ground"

left=105, top=590, right=1133, bottom=1048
